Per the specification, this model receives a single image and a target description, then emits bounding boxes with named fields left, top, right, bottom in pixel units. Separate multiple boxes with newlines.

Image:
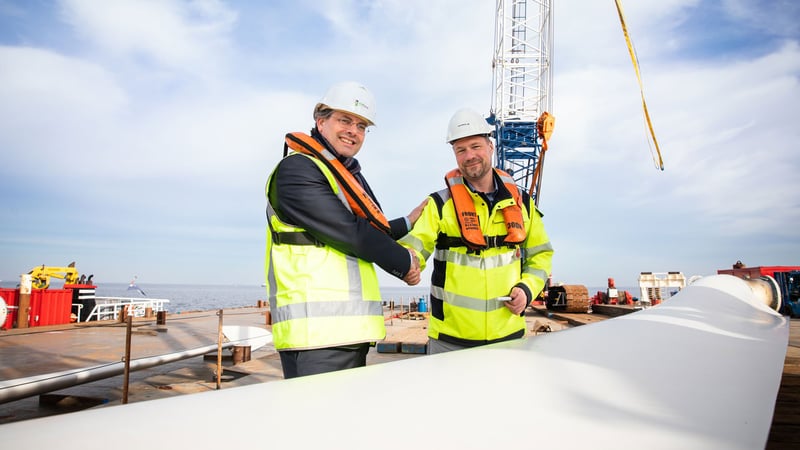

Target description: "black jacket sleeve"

left=269, top=154, right=412, bottom=279
left=389, top=217, right=410, bottom=239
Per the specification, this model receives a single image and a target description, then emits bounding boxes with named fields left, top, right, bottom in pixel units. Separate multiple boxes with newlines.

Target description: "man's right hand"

left=403, top=249, right=421, bottom=286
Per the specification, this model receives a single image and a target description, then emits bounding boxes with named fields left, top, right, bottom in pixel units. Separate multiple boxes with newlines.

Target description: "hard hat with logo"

left=316, top=81, right=377, bottom=126
left=446, top=108, right=494, bottom=144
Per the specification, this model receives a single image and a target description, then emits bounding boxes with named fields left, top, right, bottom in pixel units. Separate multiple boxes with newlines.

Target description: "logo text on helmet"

left=354, top=99, right=369, bottom=111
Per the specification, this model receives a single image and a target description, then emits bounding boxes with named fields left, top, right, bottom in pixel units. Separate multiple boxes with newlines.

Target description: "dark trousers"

left=279, top=343, right=370, bottom=379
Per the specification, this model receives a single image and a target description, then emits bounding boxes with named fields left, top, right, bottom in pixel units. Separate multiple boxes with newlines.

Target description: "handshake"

left=403, top=249, right=421, bottom=286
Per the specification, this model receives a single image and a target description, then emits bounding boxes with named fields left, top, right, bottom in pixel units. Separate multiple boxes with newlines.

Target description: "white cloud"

left=1, top=1, right=798, bottom=286
left=0, top=45, right=127, bottom=173
left=301, top=0, right=495, bottom=98
left=59, top=0, right=237, bottom=77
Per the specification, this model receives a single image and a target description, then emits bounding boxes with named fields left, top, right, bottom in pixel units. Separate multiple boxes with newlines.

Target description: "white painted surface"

left=222, top=325, right=272, bottom=351
left=0, top=275, right=788, bottom=449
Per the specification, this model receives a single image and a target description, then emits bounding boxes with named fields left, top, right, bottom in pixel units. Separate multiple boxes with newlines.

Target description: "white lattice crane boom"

left=490, top=0, right=554, bottom=205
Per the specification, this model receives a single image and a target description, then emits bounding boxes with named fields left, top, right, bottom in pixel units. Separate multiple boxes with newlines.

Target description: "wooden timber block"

left=231, top=345, right=251, bottom=365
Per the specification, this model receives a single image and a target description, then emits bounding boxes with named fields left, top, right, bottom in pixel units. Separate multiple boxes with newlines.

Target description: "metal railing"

left=81, top=297, right=170, bottom=322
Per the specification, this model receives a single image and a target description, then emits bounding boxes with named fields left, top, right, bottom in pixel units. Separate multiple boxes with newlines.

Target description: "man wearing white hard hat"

left=399, top=107, right=553, bottom=354
left=264, top=82, right=423, bottom=378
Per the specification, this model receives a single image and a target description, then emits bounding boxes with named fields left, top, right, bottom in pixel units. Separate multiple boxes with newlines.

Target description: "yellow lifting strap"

left=614, top=0, right=665, bottom=171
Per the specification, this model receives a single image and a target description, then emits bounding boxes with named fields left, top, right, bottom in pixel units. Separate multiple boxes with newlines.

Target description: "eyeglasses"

left=334, top=115, right=369, bottom=134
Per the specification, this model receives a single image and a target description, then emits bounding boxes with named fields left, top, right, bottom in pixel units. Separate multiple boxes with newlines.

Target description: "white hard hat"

left=316, top=81, right=376, bottom=126
left=446, top=108, right=494, bottom=144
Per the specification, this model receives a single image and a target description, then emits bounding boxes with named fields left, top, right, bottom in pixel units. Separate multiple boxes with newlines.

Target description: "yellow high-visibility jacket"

left=400, top=171, right=553, bottom=346
left=265, top=154, right=385, bottom=351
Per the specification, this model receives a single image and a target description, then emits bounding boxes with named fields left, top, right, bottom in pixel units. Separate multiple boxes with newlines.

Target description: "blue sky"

left=1, top=0, right=798, bottom=289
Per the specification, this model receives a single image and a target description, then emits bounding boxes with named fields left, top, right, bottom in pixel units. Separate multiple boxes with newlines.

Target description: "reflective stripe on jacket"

left=400, top=170, right=553, bottom=346
left=265, top=153, right=385, bottom=351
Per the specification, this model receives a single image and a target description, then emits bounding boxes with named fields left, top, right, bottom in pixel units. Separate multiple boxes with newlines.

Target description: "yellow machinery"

left=27, top=262, right=80, bottom=289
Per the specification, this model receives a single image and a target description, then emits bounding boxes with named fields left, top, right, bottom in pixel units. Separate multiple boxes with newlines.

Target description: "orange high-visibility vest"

left=445, top=168, right=526, bottom=250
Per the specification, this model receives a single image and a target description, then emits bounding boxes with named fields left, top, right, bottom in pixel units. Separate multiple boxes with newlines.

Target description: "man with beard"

left=399, top=107, right=553, bottom=354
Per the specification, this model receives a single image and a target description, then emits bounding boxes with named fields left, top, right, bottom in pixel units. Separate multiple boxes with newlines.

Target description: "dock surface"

left=1, top=305, right=797, bottom=449
left=0, top=306, right=566, bottom=423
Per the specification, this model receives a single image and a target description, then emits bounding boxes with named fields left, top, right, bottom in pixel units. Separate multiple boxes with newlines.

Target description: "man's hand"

left=403, top=249, right=421, bottom=286
left=503, top=286, right=528, bottom=315
left=407, top=199, right=427, bottom=227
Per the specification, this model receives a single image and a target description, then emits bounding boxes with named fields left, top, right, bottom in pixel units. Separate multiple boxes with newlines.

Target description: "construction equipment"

left=490, top=0, right=554, bottom=204
left=490, top=0, right=587, bottom=312
left=27, top=262, right=80, bottom=289
left=491, top=1, right=582, bottom=313
left=638, top=271, right=686, bottom=306
left=489, top=0, right=664, bottom=195
left=718, top=263, right=800, bottom=317
left=545, top=284, right=590, bottom=313
left=591, top=277, right=634, bottom=306
left=491, top=1, right=663, bottom=312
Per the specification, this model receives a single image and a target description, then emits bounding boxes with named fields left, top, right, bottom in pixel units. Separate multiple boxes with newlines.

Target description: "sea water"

left=92, top=283, right=433, bottom=314
left=0, top=280, right=638, bottom=314
left=100, top=284, right=636, bottom=313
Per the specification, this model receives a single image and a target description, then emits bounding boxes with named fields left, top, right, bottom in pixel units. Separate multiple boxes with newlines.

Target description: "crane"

left=490, top=0, right=657, bottom=312
left=489, top=0, right=663, bottom=205
left=27, top=262, right=80, bottom=289
left=490, top=0, right=554, bottom=206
